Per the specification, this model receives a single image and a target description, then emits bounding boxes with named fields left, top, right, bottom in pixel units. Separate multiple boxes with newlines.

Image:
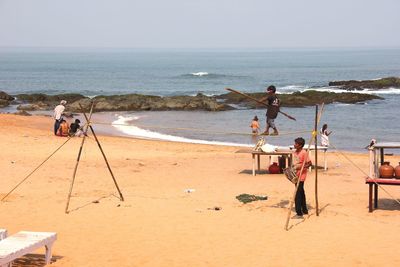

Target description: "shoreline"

left=0, top=113, right=359, bottom=153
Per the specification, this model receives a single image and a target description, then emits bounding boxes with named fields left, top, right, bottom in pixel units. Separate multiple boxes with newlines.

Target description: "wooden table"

left=236, top=149, right=293, bottom=176
left=365, top=178, right=400, bottom=212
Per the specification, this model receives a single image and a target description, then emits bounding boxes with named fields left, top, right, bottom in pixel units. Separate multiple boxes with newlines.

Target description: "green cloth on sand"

left=236, top=194, right=268, bottom=204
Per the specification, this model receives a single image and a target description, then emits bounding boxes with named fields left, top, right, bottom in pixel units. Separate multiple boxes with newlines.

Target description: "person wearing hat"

left=53, top=100, right=67, bottom=135
left=260, top=85, right=280, bottom=135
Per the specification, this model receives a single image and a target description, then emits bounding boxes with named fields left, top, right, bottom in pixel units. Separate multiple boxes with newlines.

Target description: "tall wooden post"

left=314, top=105, right=319, bottom=216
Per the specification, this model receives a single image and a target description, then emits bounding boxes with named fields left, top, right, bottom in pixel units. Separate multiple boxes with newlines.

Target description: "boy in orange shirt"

left=292, top=137, right=312, bottom=218
left=250, top=116, right=260, bottom=134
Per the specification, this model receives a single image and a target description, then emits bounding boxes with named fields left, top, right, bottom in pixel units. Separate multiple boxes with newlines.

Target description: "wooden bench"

left=0, top=231, right=57, bottom=266
left=365, top=178, right=400, bottom=212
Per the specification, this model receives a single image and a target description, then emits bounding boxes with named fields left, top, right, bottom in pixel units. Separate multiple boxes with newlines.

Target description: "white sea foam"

left=278, top=85, right=308, bottom=94
left=301, top=86, right=400, bottom=95
left=191, top=72, right=209, bottom=76
left=112, top=115, right=251, bottom=147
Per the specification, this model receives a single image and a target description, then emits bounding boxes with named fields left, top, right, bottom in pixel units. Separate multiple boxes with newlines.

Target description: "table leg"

left=257, top=155, right=260, bottom=172
left=369, top=183, right=373, bottom=212
left=252, top=154, right=256, bottom=176
left=374, top=184, right=378, bottom=209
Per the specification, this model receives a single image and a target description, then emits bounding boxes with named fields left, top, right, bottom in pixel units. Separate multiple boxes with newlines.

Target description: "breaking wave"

left=111, top=115, right=251, bottom=147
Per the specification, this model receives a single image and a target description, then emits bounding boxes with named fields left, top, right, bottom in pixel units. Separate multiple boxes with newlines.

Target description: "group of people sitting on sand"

left=53, top=100, right=85, bottom=137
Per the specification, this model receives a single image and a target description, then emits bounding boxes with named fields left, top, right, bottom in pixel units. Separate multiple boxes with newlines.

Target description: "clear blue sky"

left=0, top=0, right=399, bottom=48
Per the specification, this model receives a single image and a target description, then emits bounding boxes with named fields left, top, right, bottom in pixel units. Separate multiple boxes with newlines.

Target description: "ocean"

left=1, top=47, right=400, bottom=151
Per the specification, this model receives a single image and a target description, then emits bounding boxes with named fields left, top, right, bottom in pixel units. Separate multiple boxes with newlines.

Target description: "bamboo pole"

left=79, top=104, right=124, bottom=202
left=314, top=105, right=319, bottom=216
left=284, top=103, right=324, bottom=230
left=225, top=88, right=296, bottom=121
left=65, top=102, right=95, bottom=214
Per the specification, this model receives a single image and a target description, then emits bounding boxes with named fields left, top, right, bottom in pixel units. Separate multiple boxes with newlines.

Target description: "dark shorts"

left=267, top=118, right=276, bottom=128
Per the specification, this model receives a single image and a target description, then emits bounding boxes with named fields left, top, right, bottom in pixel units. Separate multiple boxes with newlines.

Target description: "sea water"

left=1, top=47, right=400, bottom=151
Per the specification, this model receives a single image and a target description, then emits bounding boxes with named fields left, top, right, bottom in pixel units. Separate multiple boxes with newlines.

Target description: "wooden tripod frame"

left=65, top=102, right=124, bottom=213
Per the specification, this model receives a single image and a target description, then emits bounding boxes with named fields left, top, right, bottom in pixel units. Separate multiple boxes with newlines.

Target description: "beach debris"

left=138, top=162, right=145, bottom=166
left=184, top=189, right=195, bottom=193
left=208, top=206, right=222, bottom=211
left=236, top=194, right=268, bottom=204
left=11, top=161, right=15, bottom=164
left=92, top=200, right=100, bottom=204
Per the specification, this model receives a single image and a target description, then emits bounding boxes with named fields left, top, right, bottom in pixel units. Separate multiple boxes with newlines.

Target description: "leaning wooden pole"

left=225, top=88, right=296, bottom=121
left=284, top=104, right=324, bottom=230
left=65, top=102, right=95, bottom=214
left=79, top=104, right=125, bottom=202
left=314, top=105, right=319, bottom=216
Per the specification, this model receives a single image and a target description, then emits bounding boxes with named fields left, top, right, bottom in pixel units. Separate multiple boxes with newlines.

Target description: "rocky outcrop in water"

left=14, top=93, right=231, bottom=112
left=6, top=90, right=382, bottom=112
left=328, top=77, right=400, bottom=90
left=69, top=93, right=231, bottom=112
left=0, top=91, right=15, bottom=108
left=216, top=90, right=382, bottom=108
left=15, top=93, right=86, bottom=110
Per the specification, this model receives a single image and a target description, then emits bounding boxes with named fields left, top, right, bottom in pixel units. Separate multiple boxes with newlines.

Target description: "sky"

left=0, top=0, right=399, bottom=49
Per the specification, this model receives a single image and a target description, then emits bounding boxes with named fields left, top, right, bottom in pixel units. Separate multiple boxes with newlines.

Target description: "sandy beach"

left=1, top=113, right=400, bottom=267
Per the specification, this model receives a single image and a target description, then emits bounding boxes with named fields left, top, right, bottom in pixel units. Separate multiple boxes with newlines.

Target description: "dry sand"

left=1, top=114, right=400, bottom=267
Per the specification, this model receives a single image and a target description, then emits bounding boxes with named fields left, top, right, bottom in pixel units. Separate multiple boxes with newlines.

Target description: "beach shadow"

left=12, top=254, right=63, bottom=266
left=239, top=169, right=268, bottom=175
left=372, top=198, right=400, bottom=211
left=67, top=193, right=121, bottom=214
left=316, top=203, right=330, bottom=214
left=269, top=200, right=314, bottom=212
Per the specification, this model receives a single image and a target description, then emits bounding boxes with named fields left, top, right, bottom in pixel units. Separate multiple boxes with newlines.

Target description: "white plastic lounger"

left=0, top=231, right=57, bottom=266
left=0, top=230, right=7, bottom=241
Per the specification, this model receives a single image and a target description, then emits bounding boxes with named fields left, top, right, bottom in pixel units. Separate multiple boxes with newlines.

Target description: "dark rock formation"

left=2, top=90, right=382, bottom=112
left=14, top=110, right=32, bottom=116
left=69, top=93, right=231, bottom=112
left=329, top=77, right=400, bottom=90
left=216, top=90, right=382, bottom=108
left=0, top=91, right=15, bottom=107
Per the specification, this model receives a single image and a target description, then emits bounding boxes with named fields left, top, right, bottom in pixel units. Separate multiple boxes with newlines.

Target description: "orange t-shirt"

left=250, top=120, right=259, bottom=130
left=292, top=149, right=310, bottom=181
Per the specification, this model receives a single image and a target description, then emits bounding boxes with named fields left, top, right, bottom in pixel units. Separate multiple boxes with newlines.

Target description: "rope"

left=1, top=136, right=72, bottom=202
left=329, top=142, right=400, bottom=207
left=1, top=120, right=91, bottom=202
left=92, top=121, right=309, bottom=137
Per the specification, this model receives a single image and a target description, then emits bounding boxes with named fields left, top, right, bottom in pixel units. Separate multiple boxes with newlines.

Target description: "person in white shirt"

left=320, top=124, right=332, bottom=147
left=53, top=100, right=67, bottom=135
